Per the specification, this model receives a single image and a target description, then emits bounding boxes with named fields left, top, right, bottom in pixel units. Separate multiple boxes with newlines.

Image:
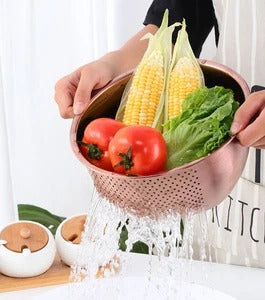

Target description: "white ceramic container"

left=0, top=221, right=56, bottom=278
left=55, top=214, right=86, bottom=267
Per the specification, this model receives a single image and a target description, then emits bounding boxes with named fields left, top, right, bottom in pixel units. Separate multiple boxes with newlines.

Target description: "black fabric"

left=143, top=0, right=219, bottom=58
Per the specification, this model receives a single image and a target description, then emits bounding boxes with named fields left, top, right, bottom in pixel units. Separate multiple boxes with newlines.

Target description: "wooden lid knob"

left=20, top=227, right=31, bottom=239
left=61, top=215, right=86, bottom=244
left=0, top=222, right=49, bottom=253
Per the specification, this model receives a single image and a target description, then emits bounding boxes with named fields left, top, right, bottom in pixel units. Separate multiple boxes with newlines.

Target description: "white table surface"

left=1, top=253, right=265, bottom=300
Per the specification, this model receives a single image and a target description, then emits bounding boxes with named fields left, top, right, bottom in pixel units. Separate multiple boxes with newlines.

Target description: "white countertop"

left=1, top=253, right=265, bottom=300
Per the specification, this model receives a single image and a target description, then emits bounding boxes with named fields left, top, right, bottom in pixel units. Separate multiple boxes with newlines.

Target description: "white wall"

left=0, top=61, right=17, bottom=227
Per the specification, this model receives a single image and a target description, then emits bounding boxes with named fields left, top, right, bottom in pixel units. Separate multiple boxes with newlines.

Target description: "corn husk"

left=164, top=20, right=205, bottom=125
left=115, top=10, right=180, bottom=131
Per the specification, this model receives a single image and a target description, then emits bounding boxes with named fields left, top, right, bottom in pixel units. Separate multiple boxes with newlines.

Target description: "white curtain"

left=0, top=0, right=152, bottom=219
left=0, top=56, right=17, bottom=227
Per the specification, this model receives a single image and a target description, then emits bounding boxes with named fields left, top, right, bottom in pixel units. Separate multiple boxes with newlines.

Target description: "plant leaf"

left=18, top=204, right=66, bottom=236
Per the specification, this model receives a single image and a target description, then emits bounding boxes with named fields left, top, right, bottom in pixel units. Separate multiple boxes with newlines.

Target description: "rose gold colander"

left=70, top=60, right=249, bottom=219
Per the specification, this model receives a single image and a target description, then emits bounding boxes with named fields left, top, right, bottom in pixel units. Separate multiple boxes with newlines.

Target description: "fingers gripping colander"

left=70, top=60, right=249, bottom=219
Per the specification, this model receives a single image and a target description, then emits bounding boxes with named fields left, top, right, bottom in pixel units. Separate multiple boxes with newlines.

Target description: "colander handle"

left=251, top=85, right=265, bottom=93
left=251, top=85, right=265, bottom=183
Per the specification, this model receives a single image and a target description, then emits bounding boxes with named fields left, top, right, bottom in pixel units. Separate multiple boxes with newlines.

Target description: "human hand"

left=54, top=24, right=158, bottom=119
left=231, top=89, right=265, bottom=149
left=54, top=60, right=116, bottom=118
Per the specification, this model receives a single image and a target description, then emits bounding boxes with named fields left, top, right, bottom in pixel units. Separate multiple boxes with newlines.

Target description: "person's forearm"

left=100, top=24, right=159, bottom=78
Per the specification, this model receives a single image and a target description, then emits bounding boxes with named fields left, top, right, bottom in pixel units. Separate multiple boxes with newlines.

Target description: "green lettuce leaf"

left=163, top=86, right=239, bottom=169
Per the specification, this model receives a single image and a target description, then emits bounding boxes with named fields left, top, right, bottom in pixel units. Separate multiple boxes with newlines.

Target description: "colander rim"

left=70, top=59, right=250, bottom=180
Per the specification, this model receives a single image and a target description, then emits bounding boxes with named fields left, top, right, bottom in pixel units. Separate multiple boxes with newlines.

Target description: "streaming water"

left=69, top=187, right=212, bottom=299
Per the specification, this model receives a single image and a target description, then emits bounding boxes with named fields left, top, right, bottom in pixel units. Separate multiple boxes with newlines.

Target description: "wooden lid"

left=61, top=215, right=86, bottom=244
left=0, top=222, right=49, bottom=253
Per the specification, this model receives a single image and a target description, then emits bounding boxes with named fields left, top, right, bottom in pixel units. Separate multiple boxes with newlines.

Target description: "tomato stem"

left=78, top=141, right=102, bottom=160
left=114, top=145, right=134, bottom=170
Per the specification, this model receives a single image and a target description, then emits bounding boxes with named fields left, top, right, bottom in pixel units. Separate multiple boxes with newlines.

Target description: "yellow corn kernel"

left=168, top=57, right=200, bottom=120
left=122, top=50, right=164, bottom=127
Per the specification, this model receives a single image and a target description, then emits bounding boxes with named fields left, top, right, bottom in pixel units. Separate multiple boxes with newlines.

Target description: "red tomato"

left=108, top=125, right=167, bottom=175
left=79, top=118, right=125, bottom=171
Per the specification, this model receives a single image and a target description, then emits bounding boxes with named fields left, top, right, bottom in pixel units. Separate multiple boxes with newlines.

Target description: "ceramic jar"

left=0, top=220, right=56, bottom=277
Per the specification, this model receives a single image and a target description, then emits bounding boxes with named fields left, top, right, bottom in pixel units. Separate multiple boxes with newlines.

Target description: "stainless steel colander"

left=70, top=60, right=249, bottom=219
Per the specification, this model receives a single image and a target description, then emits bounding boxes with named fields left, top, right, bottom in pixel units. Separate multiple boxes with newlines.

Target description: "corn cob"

left=122, top=50, right=164, bottom=127
left=165, top=20, right=204, bottom=121
left=168, top=57, right=200, bottom=119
